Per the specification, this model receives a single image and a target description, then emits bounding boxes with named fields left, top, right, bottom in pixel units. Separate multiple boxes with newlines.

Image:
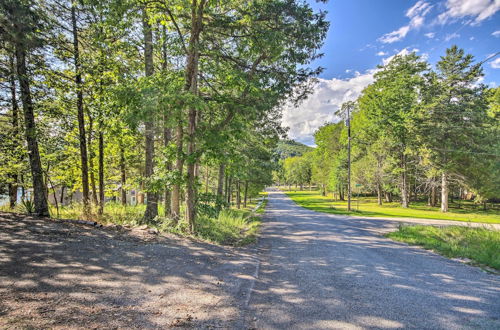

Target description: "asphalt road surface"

left=245, top=188, right=500, bottom=329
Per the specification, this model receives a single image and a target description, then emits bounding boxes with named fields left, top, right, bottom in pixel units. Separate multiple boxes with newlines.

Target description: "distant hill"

left=275, top=140, right=314, bottom=159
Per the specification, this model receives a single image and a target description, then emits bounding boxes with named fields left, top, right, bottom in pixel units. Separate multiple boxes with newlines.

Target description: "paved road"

left=245, top=189, right=500, bottom=329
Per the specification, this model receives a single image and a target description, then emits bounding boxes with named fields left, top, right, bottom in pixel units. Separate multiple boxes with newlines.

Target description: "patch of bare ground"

left=0, top=212, right=258, bottom=329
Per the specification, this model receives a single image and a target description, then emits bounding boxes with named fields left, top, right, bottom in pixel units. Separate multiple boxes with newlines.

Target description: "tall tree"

left=71, top=0, right=91, bottom=216
left=358, top=53, right=427, bottom=208
left=1, top=0, right=49, bottom=216
left=422, top=46, right=488, bottom=212
left=141, top=6, right=159, bottom=222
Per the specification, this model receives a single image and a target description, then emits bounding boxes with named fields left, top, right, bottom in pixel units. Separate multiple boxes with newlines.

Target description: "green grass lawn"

left=284, top=190, right=500, bottom=224
left=387, top=225, right=500, bottom=270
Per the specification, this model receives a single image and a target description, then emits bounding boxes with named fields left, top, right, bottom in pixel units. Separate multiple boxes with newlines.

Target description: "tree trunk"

left=8, top=56, right=19, bottom=208
left=88, top=116, right=98, bottom=206
left=236, top=181, right=241, bottom=209
left=243, top=181, right=248, bottom=208
left=163, top=124, right=172, bottom=216
left=142, top=7, right=158, bottom=223
left=400, top=153, right=409, bottom=208
left=184, top=1, right=205, bottom=233
left=160, top=27, right=172, bottom=217
left=227, top=177, right=233, bottom=205
left=98, top=131, right=104, bottom=215
left=430, top=185, right=437, bottom=207
left=376, top=183, right=382, bottom=206
left=171, top=122, right=184, bottom=222
left=14, top=32, right=49, bottom=216
left=60, top=185, right=65, bottom=204
left=217, top=163, right=225, bottom=199
left=441, top=172, right=449, bottom=212
left=224, top=173, right=229, bottom=202
left=119, top=142, right=127, bottom=205
left=71, top=2, right=90, bottom=216
left=186, top=109, right=197, bottom=231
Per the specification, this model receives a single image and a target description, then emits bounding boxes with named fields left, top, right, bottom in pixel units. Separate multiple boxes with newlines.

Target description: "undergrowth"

left=1, top=193, right=268, bottom=246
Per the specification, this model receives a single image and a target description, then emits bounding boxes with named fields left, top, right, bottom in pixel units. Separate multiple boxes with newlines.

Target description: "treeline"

left=0, top=0, right=328, bottom=231
left=276, top=47, right=500, bottom=211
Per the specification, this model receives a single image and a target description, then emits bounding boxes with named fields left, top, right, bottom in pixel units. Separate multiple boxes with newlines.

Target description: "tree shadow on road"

left=248, top=190, right=500, bottom=329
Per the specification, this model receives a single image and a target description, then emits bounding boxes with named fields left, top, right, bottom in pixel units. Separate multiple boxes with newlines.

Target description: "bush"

left=21, top=199, right=35, bottom=214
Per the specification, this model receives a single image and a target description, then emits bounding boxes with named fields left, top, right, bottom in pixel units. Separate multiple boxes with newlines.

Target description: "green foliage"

left=283, top=155, right=312, bottom=188
left=275, top=140, right=313, bottom=159
left=387, top=225, right=500, bottom=270
left=197, top=193, right=228, bottom=218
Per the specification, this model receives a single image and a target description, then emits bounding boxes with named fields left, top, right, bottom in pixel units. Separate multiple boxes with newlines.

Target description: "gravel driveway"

left=1, top=190, right=499, bottom=329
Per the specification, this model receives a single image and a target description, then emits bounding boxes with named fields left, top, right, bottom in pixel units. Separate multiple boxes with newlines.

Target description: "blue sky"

left=283, top=0, right=500, bottom=145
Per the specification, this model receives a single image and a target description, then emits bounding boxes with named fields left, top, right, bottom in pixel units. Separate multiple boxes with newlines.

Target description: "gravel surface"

left=0, top=212, right=257, bottom=329
left=1, top=190, right=499, bottom=329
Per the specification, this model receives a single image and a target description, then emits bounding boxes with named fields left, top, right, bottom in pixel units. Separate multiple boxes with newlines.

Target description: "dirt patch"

left=0, top=212, right=258, bottom=329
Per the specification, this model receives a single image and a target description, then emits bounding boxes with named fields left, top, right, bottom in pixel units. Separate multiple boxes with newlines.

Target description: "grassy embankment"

left=387, top=225, right=500, bottom=270
left=283, top=189, right=500, bottom=224
left=0, top=192, right=268, bottom=246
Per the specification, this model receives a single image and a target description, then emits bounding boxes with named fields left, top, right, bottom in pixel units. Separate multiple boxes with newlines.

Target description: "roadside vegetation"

left=1, top=192, right=268, bottom=246
left=284, top=190, right=500, bottom=224
left=386, top=225, right=500, bottom=270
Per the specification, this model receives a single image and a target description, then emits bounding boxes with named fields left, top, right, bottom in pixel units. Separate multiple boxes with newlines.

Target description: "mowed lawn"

left=284, top=190, right=500, bottom=224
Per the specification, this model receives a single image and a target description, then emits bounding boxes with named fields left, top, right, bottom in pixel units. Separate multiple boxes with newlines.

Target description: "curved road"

left=245, top=189, right=500, bottom=329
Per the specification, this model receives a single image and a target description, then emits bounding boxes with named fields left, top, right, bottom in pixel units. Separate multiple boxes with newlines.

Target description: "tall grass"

left=387, top=225, right=500, bottom=270
left=2, top=195, right=267, bottom=246
left=48, top=202, right=168, bottom=225
left=196, top=209, right=261, bottom=245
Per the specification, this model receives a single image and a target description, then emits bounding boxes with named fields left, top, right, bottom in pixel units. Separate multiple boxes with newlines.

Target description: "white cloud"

left=438, top=0, right=500, bottom=25
left=379, top=1, right=432, bottom=43
left=491, top=57, right=500, bottom=69
left=382, top=48, right=420, bottom=66
left=445, top=32, right=461, bottom=41
left=406, top=0, right=432, bottom=18
left=492, top=30, right=500, bottom=37
left=424, top=32, right=436, bottom=38
left=282, top=73, right=375, bottom=145
left=376, top=51, right=388, bottom=56
left=379, top=26, right=411, bottom=43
